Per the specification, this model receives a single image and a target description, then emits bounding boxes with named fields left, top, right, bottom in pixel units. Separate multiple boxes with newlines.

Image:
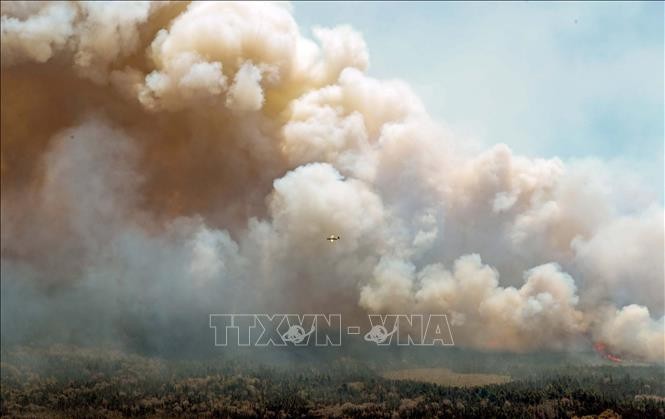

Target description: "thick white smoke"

left=1, top=1, right=663, bottom=362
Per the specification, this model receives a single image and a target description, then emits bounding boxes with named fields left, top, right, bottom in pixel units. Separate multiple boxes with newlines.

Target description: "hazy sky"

left=2, top=1, right=663, bottom=360
left=295, top=1, right=664, bottom=193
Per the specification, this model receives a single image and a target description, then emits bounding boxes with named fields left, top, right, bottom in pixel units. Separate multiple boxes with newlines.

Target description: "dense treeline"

left=1, top=346, right=663, bottom=418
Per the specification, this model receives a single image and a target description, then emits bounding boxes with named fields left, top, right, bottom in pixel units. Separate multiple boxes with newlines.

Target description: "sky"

left=1, top=1, right=663, bottom=361
left=294, top=1, right=664, bottom=195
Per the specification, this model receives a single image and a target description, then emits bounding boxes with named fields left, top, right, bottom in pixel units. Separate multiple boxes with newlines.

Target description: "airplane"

left=326, top=235, right=340, bottom=243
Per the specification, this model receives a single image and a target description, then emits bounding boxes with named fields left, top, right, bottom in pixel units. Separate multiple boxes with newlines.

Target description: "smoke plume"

left=1, top=1, right=663, bottom=362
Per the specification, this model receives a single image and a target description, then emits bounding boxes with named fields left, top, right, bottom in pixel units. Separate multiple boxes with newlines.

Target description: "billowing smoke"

left=1, top=1, right=663, bottom=362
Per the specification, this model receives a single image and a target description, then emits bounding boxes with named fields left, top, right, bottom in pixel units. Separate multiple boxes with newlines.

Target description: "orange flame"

left=594, top=342, right=622, bottom=363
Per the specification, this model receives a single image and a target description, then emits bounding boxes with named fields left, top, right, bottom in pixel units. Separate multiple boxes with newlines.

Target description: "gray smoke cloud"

left=1, top=1, right=663, bottom=362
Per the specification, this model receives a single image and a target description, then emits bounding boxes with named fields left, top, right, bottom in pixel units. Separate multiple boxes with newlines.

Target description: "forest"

left=1, top=345, right=663, bottom=418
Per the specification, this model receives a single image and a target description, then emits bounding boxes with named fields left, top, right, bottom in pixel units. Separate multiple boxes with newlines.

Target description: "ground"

left=1, top=345, right=663, bottom=418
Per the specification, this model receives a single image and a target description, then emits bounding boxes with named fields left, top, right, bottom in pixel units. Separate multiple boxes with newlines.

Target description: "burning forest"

left=1, top=1, right=663, bottom=417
